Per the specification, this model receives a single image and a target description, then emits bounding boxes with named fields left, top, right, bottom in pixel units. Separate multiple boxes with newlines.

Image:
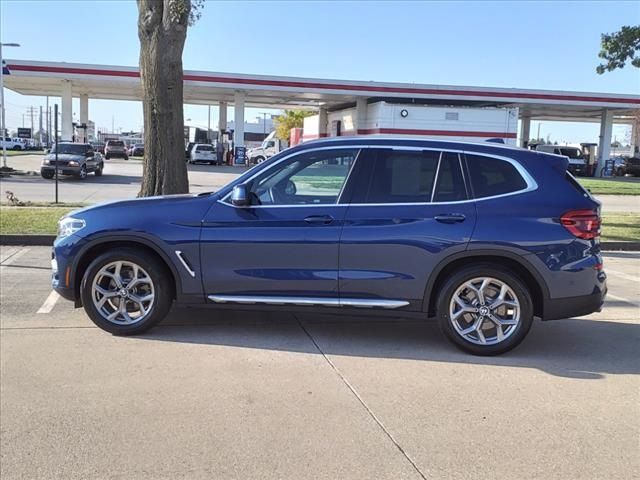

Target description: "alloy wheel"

left=449, top=277, right=521, bottom=345
left=91, top=260, right=155, bottom=325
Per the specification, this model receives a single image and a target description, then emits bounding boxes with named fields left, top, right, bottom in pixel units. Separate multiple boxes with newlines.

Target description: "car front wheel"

left=80, top=248, right=173, bottom=335
left=436, top=265, right=533, bottom=355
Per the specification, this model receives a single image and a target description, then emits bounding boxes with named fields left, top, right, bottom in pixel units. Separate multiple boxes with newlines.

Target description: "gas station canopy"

left=4, top=59, right=639, bottom=122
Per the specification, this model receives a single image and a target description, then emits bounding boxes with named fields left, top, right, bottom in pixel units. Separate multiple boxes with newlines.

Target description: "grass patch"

left=1, top=206, right=638, bottom=243
left=600, top=213, right=640, bottom=243
left=0, top=206, right=75, bottom=234
left=578, top=178, right=640, bottom=195
left=2, top=150, right=44, bottom=157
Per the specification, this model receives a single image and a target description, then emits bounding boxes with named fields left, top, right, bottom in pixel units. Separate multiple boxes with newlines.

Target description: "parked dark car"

left=51, top=137, right=606, bottom=355
left=104, top=140, right=128, bottom=160
left=41, top=142, right=104, bottom=179
left=90, top=142, right=105, bottom=154
left=615, top=156, right=640, bottom=177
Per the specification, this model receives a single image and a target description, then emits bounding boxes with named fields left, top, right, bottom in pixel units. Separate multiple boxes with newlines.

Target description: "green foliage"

left=597, top=25, right=640, bottom=74
left=274, top=110, right=315, bottom=141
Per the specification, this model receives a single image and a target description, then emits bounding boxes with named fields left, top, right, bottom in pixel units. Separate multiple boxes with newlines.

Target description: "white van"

left=535, top=145, right=587, bottom=176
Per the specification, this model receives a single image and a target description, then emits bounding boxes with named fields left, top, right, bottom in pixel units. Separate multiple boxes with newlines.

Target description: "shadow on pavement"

left=137, top=307, right=640, bottom=380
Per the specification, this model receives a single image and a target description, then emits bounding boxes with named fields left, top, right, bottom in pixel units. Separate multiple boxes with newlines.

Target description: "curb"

left=1, top=234, right=639, bottom=251
left=1, top=234, right=57, bottom=246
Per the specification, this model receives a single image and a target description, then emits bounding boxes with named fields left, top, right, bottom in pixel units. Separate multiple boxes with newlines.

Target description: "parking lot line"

left=606, top=293, right=640, bottom=309
left=37, top=291, right=60, bottom=314
left=605, top=268, right=640, bottom=283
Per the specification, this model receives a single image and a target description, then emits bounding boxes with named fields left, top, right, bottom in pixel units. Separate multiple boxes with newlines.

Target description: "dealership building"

left=3, top=59, right=639, bottom=169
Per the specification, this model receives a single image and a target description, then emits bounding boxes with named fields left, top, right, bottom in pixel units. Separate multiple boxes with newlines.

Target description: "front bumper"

left=41, top=165, right=81, bottom=176
left=51, top=234, right=87, bottom=303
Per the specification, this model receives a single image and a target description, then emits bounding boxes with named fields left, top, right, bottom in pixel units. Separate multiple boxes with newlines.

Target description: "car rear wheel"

left=80, top=248, right=173, bottom=335
left=94, top=163, right=103, bottom=176
left=124, top=155, right=129, bottom=161
left=436, top=265, right=533, bottom=355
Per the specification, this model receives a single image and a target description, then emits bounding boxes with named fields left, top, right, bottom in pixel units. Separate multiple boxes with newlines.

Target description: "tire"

left=105, top=153, right=111, bottom=160
left=94, top=163, right=103, bottom=176
left=124, top=155, right=129, bottom=161
left=80, top=248, right=173, bottom=335
left=78, top=165, right=88, bottom=180
left=255, top=156, right=265, bottom=164
left=436, top=264, right=534, bottom=356
left=41, top=170, right=54, bottom=179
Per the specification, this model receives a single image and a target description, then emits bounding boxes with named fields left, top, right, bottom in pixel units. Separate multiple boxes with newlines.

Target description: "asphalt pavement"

left=1, top=246, right=638, bottom=479
left=1, top=155, right=639, bottom=214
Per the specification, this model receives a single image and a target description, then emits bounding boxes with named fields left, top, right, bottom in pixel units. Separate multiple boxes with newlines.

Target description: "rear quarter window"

left=466, top=154, right=528, bottom=198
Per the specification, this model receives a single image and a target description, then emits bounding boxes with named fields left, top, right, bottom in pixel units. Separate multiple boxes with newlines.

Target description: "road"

left=2, top=154, right=639, bottom=213
left=1, top=246, right=638, bottom=479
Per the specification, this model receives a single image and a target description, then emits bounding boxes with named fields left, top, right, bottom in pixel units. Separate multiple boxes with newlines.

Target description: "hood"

left=68, top=193, right=208, bottom=218
left=46, top=153, right=85, bottom=161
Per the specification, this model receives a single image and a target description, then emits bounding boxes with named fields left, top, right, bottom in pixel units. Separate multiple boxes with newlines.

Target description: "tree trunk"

left=137, top=0, right=190, bottom=196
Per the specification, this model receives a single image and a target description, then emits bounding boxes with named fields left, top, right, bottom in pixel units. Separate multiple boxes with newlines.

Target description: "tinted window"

left=559, top=148, right=584, bottom=159
left=50, top=143, right=87, bottom=155
left=353, top=149, right=440, bottom=204
left=433, top=152, right=467, bottom=202
left=466, top=154, right=528, bottom=198
left=196, top=145, right=213, bottom=151
left=248, top=148, right=358, bottom=205
left=107, top=141, right=124, bottom=147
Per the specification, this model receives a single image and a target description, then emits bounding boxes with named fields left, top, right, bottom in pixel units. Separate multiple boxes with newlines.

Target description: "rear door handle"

left=304, top=215, right=334, bottom=225
left=434, top=213, right=466, bottom=224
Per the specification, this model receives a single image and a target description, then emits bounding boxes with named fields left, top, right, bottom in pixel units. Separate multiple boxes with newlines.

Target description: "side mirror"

left=231, top=184, right=251, bottom=207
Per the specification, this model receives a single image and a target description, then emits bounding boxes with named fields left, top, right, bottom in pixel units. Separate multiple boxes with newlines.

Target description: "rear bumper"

left=543, top=281, right=607, bottom=321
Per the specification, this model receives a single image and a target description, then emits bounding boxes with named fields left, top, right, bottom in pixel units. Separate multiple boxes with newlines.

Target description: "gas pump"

left=580, top=143, right=598, bottom=177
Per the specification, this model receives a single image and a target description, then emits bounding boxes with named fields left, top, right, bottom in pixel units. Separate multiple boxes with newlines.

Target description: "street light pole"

left=1, top=42, right=21, bottom=169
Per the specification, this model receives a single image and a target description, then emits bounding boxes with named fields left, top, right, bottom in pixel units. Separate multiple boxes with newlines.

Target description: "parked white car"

left=188, top=144, right=216, bottom=165
left=1, top=137, right=25, bottom=150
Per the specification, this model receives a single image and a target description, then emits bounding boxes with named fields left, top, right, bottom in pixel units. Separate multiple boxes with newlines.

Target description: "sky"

left=1, top=0, right=639, bottom=144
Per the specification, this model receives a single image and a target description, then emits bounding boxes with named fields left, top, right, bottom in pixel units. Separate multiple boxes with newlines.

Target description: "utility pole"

left=46, top=96, right=50, bottom=146
left=39, top=105, right=43, bottom=146
left=1, top=41, right=22, bottom=169
left=207, top=105, right=211, bottom=142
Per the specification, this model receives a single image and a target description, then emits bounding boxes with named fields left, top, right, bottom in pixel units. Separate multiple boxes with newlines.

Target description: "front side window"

left=466, top=154, right=528, bottom=198
left=244, top=148, right=358, bottom=206
left=351, top=149, right=440, bottom=204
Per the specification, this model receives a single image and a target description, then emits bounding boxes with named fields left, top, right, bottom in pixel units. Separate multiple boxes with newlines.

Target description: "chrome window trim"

left=175, top=251, right=196, bottom=278
left=220, top=145, right=367, bottom=207
left=430, top=152, right=444, bottom=203
left=208, top=294, right=409, bottom=309
left=218, top=144, right=537, bottom=209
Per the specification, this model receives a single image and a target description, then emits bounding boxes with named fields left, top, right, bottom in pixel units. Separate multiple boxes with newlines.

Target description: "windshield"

left=50, top=144, right=87, bottom=155
left=107, top=141, right=124, bottom=147
left=559, top=148, right=584, bottom=159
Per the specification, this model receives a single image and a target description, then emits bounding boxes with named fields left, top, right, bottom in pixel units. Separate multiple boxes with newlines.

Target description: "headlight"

left=68, top=161, right=79, bottom=166
left=42, top=159, right=50, bottom=165
left=58, top=217, right=86, bottom=238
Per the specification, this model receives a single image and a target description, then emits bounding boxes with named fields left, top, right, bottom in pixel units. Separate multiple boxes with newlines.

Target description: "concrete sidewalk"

left=1, top=246, right=638, bottom=479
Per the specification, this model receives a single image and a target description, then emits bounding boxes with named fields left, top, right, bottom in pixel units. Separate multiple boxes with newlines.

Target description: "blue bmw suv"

left=51, top=137, right=606, bottom=355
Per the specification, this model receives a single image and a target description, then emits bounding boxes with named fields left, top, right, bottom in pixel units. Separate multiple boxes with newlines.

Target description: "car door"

left=200, top=147, right=360, bottom=302
left=338, top=147, right=477, bottom=311
left=85, top=146, right=97, bottom=171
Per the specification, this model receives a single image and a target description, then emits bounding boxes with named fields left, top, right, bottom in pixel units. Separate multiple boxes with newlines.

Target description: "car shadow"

left=7, top=173, right=143, bottom=185
left=136, top=307, right=640, bottom=380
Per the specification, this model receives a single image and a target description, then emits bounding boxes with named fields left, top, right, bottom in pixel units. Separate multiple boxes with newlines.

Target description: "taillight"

left=560, top=209, right=601, bottom=239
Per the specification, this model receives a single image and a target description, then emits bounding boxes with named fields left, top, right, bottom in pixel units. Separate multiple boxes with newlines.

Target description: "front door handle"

left=434, top=213, right=466, bottom=224
left=304, top=215, right=334, bottom=225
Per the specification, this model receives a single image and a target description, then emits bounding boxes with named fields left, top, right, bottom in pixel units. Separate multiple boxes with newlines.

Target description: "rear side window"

left=433, top=152, right=467, bottom=202
left=466, top=154, right=528, bottom=198
left=353, top=149, right=440, bottom=204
